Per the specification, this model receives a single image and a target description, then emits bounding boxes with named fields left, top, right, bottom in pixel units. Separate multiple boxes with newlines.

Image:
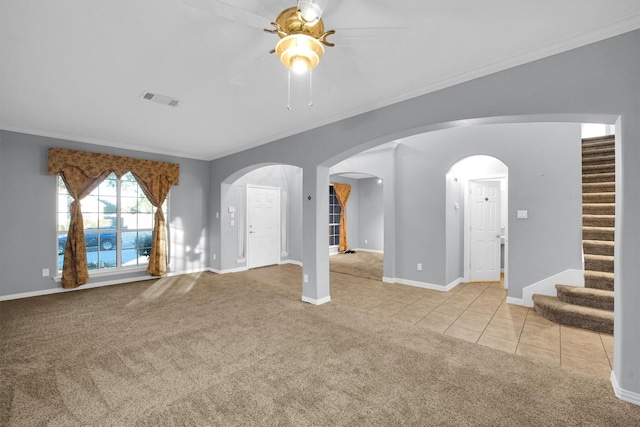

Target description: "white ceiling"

left=1, top=1, right=639, bottom=161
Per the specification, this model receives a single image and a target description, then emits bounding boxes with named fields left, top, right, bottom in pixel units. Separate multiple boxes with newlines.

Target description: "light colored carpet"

left=2, top=265, right=640, bottom=425
left=330, top=251, right=383, bottom=281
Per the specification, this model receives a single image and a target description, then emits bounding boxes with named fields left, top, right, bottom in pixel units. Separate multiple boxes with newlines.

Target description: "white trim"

left=302, top=295, right=331, bottom=305
left=611, top=371, right=640, bottom=407
left=521, top=269, right=584, bottom=307
left=382, top=277, right=459, bottom=292
left=352, top=248, right=384, bottom=254
left=279, top=259, right=302, bottom=266
left=506, top=296, right=526, bottom=306
left=0, top=267, right=209, bottom=301
left=209, top=266, right=249, bottom=274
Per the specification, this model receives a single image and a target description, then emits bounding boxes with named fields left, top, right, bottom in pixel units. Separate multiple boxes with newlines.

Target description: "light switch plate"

left=517, top=210, right=528, bottom=219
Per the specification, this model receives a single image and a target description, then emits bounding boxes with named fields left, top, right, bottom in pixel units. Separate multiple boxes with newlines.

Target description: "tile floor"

left=329, top=273, right=614, bottom=380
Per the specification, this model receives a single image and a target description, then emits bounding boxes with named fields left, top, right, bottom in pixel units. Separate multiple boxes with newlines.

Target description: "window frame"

left=56, top=173, right=168, bottom=275
left=329, top=184, right=341, bottom=247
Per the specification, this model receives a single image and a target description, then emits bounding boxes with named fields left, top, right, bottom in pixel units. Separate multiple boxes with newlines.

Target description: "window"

left=57, top=172, right=167, bottom=273
left=329, top=185, right=341, bottom=246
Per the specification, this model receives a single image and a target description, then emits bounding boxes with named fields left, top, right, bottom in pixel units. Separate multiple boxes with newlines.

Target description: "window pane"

left=137, top=213, right=153, bottom=229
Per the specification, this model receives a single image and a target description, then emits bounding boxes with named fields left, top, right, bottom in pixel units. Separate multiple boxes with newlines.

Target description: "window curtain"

left=332, top=183, right=351, bottom=252
left=48, top=148, right=180, bottom=288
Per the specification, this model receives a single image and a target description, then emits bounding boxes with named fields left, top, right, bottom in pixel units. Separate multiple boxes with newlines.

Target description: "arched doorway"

left=447, top=155, right=508, bottom=288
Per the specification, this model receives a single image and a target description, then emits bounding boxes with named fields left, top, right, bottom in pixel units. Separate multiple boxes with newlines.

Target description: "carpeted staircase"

left=533, top=135, right=615, bottom=334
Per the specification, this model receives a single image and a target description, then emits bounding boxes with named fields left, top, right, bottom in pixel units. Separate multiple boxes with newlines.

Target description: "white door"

left=469, top=180, right=501, bottom=281
left=247, top=186, right=281, bottom=269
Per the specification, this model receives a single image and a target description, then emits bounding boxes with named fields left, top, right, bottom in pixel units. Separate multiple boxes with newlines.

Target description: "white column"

left=301, top=165, right=330, bottom=304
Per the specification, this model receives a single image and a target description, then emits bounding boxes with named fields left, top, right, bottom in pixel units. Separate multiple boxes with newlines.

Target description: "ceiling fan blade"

left=298, top=0, right=329, bottom=22
left=182, top=0, right=271, bottom=30
left=329, top=27, right=409, bottom=49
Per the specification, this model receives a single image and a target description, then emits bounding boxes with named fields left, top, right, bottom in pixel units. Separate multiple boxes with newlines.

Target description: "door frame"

left=246, top=184, right=281, bottom=269
left=463, top=174, right=508, bottom=288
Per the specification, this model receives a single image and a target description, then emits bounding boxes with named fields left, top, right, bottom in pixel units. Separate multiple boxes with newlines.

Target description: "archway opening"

left=447, top=155, right=509, bottom=288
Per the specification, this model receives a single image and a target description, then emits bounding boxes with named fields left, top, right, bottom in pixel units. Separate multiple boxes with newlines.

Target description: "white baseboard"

left=353, top=248, right=384, bottom=254
left=521, top=269, right=584, bottom=307
left=0, top=267, right=209, bottom=301
left=279, top=259, right=302, bottom=266
left=611, top=371, right=640, bottom=406
left=506, top=296, right=526, bottom=306
left=209, top=266, right=248, bottom=274
left=382, top=277, right=458, bottom=292
left=302, top=295, right=331, bottom=305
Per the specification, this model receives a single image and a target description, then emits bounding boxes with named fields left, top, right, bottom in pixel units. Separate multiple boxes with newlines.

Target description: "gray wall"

left=0, top=130, right=210, bottom=296
left=395, top=123, right=582, bottom=287
left=206, top=31, right=640, bottom=397
left=357, top=177, right=384, bottom=252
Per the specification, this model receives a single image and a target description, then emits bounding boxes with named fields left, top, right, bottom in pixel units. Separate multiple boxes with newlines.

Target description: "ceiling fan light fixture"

left=275, top=34, right=324, bottom=73
left=297, top=0, right=328, bottom=23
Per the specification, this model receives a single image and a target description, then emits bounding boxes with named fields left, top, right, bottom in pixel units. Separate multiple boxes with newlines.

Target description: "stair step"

left=583, top=240, right=614, bottom=256
left=532, top=294, right=613, bottom=334
left=582, top=163, right=615, bottom=174
left=583, top=192, right=615, bottom=203
left=582, top=203, right=615, bottom=215
left=582, top=135, right=616, bottom=147
left=582, top=226, right=614, bottom=241
left=583, top=182, right=615, bottom=193
left=582, top=147, right=615, bottom=159
left=584, top=254, right=614, bottom=273
left=583, top=155, right=615, bottom=166
left=582, top=172, right=615, bottom=183
left=582, top=214, right=615, bottom=227
left=556, top=284, right=614, bottom=311
left=584, top=270, right=614, bottom=291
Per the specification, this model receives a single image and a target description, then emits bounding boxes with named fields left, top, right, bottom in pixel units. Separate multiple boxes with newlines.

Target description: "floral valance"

left=47, top=147, right=180, bottom=185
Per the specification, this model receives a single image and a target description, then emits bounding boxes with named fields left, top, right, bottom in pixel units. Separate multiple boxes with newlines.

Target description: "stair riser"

left=585, top=276, right=614, bottom=291
left=583, top=183, right=615, bottom=193
left=582, top=163, right=615, bottom=174
left=583, top=216, right=615, bottom=227
left=583, top=193, right=615, bottom=203
left=583, top=150, right=615, bottom=160
left=585, top=259, right=614, bottom=273
left=583, top=155, right=615, bottom=166
left=582, top=173, right=615, bottom=183
left=582, top=229, right=614, bottom=241
left=583, top=204, right=615, bottom=215
left=583, top=243, right=614, bottom=256
left=533, top=303, right=613, bottom=334
left=557, top=292, right=614, bottom=311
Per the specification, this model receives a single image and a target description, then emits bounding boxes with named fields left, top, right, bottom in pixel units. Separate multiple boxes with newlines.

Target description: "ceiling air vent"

left=140, top=91, right=180, bottom=108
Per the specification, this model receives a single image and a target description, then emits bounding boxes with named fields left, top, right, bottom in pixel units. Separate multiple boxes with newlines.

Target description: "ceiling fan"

left=183, top=0, right=406, bottom=105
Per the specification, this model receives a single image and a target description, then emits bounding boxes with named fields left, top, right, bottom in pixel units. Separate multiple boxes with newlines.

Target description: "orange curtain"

left=48, top=148, right=180, bottom=288
left=333, top=183, right=351, bottom=252
left=133, top=173, right=172, bottom=276
left=59, top=166, right=113, bottom=288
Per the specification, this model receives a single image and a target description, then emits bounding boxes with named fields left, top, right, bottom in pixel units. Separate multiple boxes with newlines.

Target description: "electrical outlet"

left=213, top=253, right=216, bottom=260
left=304, top=274, right=309, bottom=283
left=364, top=239, right=368, bottom=244
left=42, top=268, right=49, bottom=277
left=417, top=263, right=422, bottom=271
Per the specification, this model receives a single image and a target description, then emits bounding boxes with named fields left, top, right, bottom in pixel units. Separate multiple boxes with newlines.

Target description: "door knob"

left=496, top=234, right=501, bottom=238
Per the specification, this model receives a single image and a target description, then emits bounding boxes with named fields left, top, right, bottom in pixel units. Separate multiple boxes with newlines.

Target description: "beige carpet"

left=330, top=251, right=383, bottom=281
left=2, top=265, right=640, bottom=426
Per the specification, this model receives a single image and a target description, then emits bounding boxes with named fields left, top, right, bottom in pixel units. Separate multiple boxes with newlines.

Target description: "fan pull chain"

left=287, top=70, right=292, bottom=110
left=308, top=70, right=314, bottom=107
